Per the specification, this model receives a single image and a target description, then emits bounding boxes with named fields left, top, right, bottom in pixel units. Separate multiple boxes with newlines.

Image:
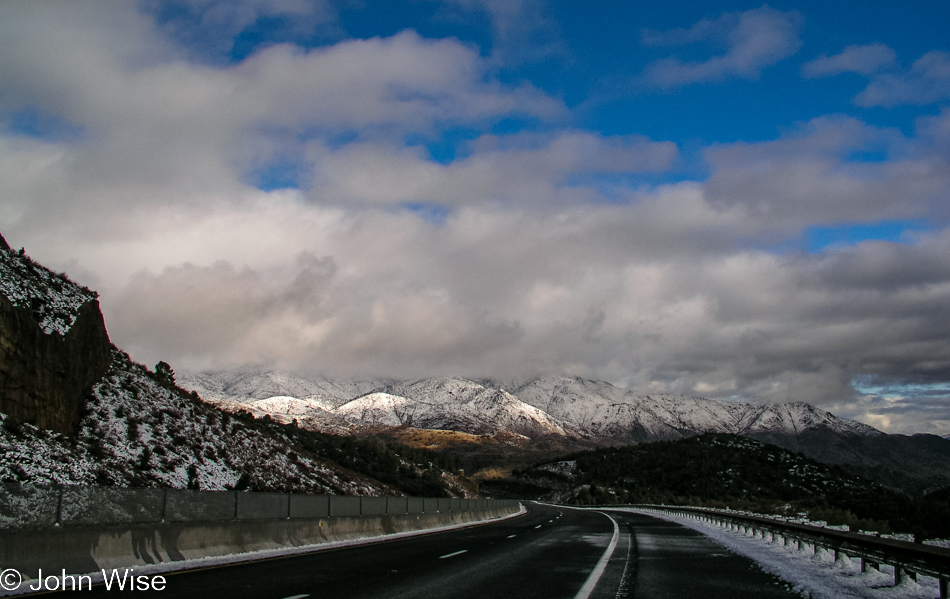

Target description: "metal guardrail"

left=637, top=505, right=950, bottom=599
left=0, top=483, right=518, bottom=530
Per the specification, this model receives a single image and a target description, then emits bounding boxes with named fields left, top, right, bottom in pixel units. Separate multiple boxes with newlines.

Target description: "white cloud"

left=641, top=6, right=803, bottom=88
left=703, top=115, right=947, bottom=232
left=308, top=131, right=677, bottom=206
left=802, top=43, right=896, bottom=78
left=434, top=0, right=566, bottom=64
left=830, top=391, right=950, bottom=437
left=856, top=50, right=950, bottom=107
left=0, top=1, right=563, bottom=241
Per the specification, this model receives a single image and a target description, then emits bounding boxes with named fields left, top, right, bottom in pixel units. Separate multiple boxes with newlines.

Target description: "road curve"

left=37, top=504, right=800, bottom=598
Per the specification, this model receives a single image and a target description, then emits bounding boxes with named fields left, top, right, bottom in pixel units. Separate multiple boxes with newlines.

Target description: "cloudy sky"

left=2, top=1, right=949, bottom=434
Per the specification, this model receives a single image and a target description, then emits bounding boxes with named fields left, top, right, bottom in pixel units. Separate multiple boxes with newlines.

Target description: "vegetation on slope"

left=231, top=412, right=462, bottom=497
left=1, top=351, right=461, bottom=497
left=525, top=433, right=950, bottom=540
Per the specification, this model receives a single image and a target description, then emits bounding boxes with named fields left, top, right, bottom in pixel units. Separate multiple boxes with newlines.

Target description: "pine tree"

left=154, top=361, right=175, bottom=387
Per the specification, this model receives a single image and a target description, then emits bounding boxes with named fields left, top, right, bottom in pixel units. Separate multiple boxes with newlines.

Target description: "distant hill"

left=506, top=433, right=950, bottom=541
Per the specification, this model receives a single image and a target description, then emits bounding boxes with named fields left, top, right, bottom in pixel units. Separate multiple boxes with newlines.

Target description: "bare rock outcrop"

left=0, top=233, right=113, bottom=435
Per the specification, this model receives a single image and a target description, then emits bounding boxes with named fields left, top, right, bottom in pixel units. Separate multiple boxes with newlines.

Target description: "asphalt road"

left=36, top=504, right=801, bottom=598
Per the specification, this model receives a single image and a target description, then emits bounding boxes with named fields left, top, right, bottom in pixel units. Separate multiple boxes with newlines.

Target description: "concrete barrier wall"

left=0, top=507, right=520, bottom=581
left=1, top=484, right=517, bottom=530
left=289, top=494, right=329, bottom=519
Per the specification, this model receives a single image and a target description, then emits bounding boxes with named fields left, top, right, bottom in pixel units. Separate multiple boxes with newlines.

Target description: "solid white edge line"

left=572, top=512, right=621, bottom=599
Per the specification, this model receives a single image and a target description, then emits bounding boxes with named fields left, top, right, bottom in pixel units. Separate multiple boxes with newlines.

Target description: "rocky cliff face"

left=0, top=233, right=113, bottom=435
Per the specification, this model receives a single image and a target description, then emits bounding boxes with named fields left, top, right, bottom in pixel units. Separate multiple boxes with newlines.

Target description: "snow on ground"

left=1, top=350, right=398, bottom=496
left=0, top=246, right=96, bottom=335
left=626, top=508, right=942, bottom=599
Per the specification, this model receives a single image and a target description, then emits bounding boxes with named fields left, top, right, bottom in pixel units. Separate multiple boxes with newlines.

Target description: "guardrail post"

left=161, top=488, right=167, bottom=523
left=895, top=566, right=916, bottom=585
left=287, top=493, right=292, bottom=520
left=938, top=577, right=947, bottom=599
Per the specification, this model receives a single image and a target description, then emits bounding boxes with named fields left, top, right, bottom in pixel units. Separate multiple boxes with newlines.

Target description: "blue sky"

left=1, top=0, right=949, bottom=434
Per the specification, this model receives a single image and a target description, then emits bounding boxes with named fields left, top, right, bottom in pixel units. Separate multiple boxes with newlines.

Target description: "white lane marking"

left=507, top=534, right=517, bottom=538
left=535, top=525, right=542, bottom=529
left=282, top=595, right=309, bottom=599
left=572, top=512, right=621, bottom=599
left=439, top=550, right=468, bottom=559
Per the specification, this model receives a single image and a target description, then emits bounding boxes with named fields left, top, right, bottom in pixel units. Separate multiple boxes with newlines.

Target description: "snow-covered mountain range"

left=180, top=369, right=881, bottom=442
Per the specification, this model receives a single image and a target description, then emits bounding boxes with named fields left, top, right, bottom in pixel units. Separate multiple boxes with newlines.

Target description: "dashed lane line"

left=439, top=550, right=469, bottom=559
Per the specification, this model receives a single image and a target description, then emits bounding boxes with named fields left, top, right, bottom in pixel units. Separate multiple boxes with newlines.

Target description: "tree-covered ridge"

left=545, top=433, right=949, bottom=540
left=232, top=411, right=463, bottom=498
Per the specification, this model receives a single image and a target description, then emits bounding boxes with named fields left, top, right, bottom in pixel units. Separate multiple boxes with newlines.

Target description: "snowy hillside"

left=179, top=368, right=389, bottom=410
left=0, top=350, right=401, bottom=494
left=336, top=378, right=580, bottom=437
left=0, top=244, right=97, bottom=335
left=512, top=376, right=880, bottom=439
